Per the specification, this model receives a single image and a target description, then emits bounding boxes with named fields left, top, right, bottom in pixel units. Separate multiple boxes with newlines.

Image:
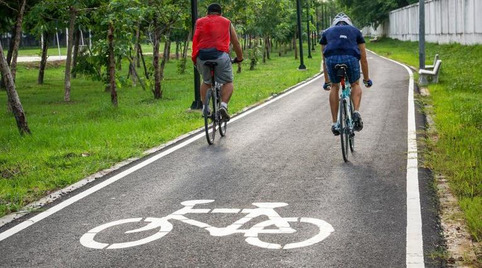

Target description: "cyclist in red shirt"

left=192, top=3, right=243, bottom=121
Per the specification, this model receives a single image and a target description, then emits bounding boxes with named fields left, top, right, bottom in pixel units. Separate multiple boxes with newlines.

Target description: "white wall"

left=366, top=0, right=482, bottom=45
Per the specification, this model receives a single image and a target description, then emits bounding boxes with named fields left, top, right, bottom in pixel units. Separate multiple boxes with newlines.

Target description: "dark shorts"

left=325, top=55, right=360, bottom=84
left=196, top=52, right=233, bottom=85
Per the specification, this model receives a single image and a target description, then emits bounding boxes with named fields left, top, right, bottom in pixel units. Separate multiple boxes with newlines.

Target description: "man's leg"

left=220, top=82, right=234, bottom=104
left=329, top=83, right=340, bottom=123
left=200, top=82, right=211, bottom=104
left=350, top=81, right=362, bottom=111
left=219, top=82, right=234, bottom=121
left=350, top=81, right=363, bottom=131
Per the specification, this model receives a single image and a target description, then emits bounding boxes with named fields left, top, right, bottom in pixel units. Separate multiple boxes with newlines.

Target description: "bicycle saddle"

left=204, top=61, right=218, bottom=67
left=334, top=64, right=348, bottom=77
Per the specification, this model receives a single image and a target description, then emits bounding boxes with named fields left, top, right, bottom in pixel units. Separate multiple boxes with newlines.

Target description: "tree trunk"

left=152, top=17, right=161, bottom=99
left=134, top=22, right=141, bottom=68
left=175, top=41, right=180, bottom=60
left=293, top=35, right=298, bottom=60
left=72, top=28, right=81, bottom=78
left=64, top=7, right=77, bottom=102
left=266, top=36, right=271, bottom=60
left=1, top=27, right=16, bottom=90
left=166, top=38, right=171, bottom=63
left=139, top=45, right=148, bottom=79
left=9, top=0, right=27, bottom=82
left=0, top=43, right=31, bottom=135
left=158, top=33, right=171, bottom=99
left=38, top=32, right=50, bottom=84
left=6, top=26, right=16, bottom=65
left=107, top=23, right=117, bottom=106
left=128, top=47, right=137, bottom=86
left=178, top=29, right=192, bottom=74
left=127, top=56, right=145, bottom=90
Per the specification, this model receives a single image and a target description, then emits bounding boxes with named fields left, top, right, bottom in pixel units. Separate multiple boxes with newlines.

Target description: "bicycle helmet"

left=332, top=12, right=353, bottom=26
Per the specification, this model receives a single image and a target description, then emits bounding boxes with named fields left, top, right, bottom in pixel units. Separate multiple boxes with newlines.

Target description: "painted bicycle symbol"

left=80, top=200, right=334, bottom=250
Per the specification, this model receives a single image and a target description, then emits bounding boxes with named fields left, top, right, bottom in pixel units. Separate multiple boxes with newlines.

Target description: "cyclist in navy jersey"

left=319, top=13, right=372, bottom=136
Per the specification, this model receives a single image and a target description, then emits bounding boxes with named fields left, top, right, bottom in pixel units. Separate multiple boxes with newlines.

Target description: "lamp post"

left=296, top=0, right=306, bottom=70
left=190, top=0, right=202, bottom=110
left=419, top=0, right=425, bottom=69
left=306, top=0, right=312, bottom=58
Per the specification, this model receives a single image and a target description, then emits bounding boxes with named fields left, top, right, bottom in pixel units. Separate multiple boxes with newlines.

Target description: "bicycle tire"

left=204, top=89, right=216, bottom=145
left=80, top=217, right=173, bottom=249
left=217, top=89, right=227, bottom=137
left=349, top=100, right=355, bottom=152
left=244, top=217, right=334, bottom=249
left=340, top=99, right=349, bottom=162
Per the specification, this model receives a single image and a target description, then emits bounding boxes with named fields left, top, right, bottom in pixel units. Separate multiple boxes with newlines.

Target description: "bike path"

left=0, top=52, right=442, bottom=267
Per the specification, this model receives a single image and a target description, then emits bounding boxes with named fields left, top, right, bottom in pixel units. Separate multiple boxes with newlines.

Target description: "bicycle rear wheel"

left=339, top=99, right=349, bottom=162
left=204, top=89, right=216, bottom=145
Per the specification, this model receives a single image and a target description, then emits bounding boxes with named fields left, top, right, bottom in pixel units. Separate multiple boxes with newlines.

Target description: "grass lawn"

left=367, top=38, right=482, bottom=242
left=1, top=44, right=322, bottom=217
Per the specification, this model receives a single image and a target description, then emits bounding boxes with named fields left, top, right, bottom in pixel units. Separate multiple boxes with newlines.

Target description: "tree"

left=0, top=43, right=31, bottom=135
left=147, top=0, right=189, bottom=99
left=24, top=1, right=59, bottom=84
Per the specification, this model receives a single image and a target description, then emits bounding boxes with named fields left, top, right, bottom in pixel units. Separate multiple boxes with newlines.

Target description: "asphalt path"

left=0, top=52, right=443, bottom=267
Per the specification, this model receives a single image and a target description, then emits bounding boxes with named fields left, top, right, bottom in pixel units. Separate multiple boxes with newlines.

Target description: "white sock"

left=221, top=102, right=228, bottom=109
left=354, top=110, right=360, bottom=114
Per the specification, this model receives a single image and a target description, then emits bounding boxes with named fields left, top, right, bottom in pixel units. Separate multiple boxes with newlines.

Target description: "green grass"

left=367, top=38, right=482, bottom=242
left=18, top=44, right=155, bottom=57
left=0, top=44, right=321, bottom=217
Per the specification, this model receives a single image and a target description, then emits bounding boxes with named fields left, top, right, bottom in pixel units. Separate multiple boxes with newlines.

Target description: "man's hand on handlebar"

left=363, top=79, right=373, bottom=88
left=232, top=57, right=243, bottom=64
left=323, top=82, right=331, bottom=91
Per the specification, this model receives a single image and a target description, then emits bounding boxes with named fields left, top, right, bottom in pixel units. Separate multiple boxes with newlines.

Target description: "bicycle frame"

left=337, top=76, right=354, bottom=133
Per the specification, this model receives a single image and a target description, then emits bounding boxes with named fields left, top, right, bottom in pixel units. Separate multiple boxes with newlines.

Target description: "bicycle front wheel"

left=339, top=99, right=349, bottom=162
left=204, top=89, right=216, bottom=145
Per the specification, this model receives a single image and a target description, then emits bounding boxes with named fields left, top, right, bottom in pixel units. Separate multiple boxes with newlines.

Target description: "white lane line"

left=372, top=51, right=425, bottom=268
left=0, top=73, right=323, bottom=242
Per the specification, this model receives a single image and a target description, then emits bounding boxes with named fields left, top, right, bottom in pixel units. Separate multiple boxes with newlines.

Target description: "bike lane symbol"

left=80, top=200, right=334, bottom=250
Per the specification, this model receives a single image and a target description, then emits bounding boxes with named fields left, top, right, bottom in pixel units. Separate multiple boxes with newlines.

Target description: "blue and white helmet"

left=332, top=12, right=353, bottom=26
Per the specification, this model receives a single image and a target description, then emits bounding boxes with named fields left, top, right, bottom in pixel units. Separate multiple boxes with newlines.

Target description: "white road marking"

left=0, top=74, right=322, bottom=242
left=211, top=209, right=241, bottom=213
left=371, top=50, right=425, bottom=268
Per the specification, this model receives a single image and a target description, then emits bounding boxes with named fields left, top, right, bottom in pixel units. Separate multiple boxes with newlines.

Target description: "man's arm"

left=358, top=43, right=370, bottom=82
left=230, top=24, right=243, bottom=60
left=321, top=45, right=329, bottom=83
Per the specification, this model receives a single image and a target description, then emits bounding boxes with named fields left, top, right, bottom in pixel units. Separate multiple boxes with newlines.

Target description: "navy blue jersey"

left=319, top=25, right=365, bottom=59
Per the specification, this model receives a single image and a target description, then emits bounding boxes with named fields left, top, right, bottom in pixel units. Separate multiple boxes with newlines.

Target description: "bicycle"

left=80, top=199, right=334, bottom=250
left=203, top=62, right=227, bottom=145
left=335, top=64, right=356, bottom=162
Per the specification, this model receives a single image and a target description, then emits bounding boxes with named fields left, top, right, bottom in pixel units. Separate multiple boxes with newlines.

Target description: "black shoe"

left=353, top=112, right=363, bottom=131
left=331, top=124, right=340, bottom=136
left=219, top=107, right=230, bottom=122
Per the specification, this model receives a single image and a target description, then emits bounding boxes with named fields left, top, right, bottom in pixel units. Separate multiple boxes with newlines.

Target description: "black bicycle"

left=203, top=61, right=227, bottom=145
left=335, top=64, right=355, bottom=162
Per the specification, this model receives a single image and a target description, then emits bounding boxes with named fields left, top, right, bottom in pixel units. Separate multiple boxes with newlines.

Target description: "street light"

left=419, top=0, right=425, bottom=69
left=306, top=0, right=312, bottom=58
left=190, top=0, right=202, bottom=110
left=296, top=0, right=306, bottom=70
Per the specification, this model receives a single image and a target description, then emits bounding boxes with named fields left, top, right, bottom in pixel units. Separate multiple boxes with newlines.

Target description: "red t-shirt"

left=192, top=15, right=231, bottom=63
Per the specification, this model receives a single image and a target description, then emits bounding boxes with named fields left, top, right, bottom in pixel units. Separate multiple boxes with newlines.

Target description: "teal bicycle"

left=335, top=64, right=355, bottom=162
